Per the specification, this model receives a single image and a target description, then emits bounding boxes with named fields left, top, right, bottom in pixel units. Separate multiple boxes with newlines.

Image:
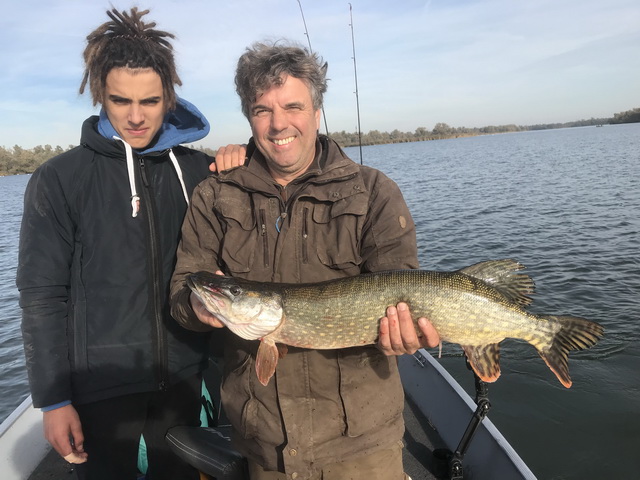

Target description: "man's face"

left=103, top=67, right=166, bottom=149
left=249, top=75, right=321, bottom=185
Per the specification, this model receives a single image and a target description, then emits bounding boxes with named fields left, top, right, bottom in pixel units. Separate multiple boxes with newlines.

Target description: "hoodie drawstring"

left=168, top=150, right=190, bottom=205
left=113, top=136, right=190, bottom=217
left=113, top=136, right=141, bottom=218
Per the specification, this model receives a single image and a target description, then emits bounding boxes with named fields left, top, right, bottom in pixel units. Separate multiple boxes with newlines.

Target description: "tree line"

left=331, top=107, right=640, bottom=147
left=2, top=107, right=639, bottom=176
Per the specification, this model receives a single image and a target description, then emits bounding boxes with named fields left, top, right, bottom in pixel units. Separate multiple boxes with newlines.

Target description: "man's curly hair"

left=79, top=7, right=182, bottom=110
left=235, top=40, right=328, bottom=119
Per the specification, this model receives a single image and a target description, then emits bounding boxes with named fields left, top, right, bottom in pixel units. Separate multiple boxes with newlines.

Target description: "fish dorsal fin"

left=459, top=259, right=535, bottom=307
left=462, top=344, right=502, bottom=383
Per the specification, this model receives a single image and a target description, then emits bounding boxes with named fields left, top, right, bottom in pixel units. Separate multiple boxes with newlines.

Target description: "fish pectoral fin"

left=461, top=343, right=501, bottom=383
left=256, top=339, right=279, bottom=387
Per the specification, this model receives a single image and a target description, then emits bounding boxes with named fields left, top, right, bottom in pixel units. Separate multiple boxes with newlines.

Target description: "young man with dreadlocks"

left=17, top=8, right=233, bottom=479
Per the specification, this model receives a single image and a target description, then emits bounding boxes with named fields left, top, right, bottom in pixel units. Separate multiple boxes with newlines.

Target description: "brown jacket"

left=170, top=136, right=418, bottom=478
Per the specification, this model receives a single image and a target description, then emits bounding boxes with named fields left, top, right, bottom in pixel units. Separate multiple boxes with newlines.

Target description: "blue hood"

left=97, top=97, right=210, bottom=154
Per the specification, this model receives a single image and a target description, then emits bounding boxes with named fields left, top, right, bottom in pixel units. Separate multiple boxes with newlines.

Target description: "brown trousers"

left=248, top=442, right=406, bottom=480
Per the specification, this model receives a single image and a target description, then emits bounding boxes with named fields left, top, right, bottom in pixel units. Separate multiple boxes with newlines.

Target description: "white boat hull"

left=0, top=395, right=50, bottom=480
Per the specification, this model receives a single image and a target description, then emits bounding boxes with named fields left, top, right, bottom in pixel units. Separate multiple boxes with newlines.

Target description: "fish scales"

left=276, top=270, right=547, bottom=349
left=187, top=259, right=604, bottom=387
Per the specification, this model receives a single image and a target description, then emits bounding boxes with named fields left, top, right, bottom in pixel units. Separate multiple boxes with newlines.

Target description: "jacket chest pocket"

left=217, top=195, right=261, bottom=274
left=306, top=197, right=368, bottom=275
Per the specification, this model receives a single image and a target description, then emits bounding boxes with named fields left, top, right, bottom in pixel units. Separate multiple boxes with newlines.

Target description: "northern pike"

left=187, top=259, right=603, bottom=387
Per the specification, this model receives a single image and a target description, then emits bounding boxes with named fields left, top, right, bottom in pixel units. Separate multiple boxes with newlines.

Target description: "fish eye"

left=230, top=285, right=242, bottom=296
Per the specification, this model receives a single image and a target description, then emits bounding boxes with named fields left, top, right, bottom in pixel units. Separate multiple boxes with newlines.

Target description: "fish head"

left=187, top=272, right=283, bottom=340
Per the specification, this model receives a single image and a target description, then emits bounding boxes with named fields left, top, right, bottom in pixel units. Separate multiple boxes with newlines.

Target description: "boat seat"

left=166, top=424, right=248, bottom=480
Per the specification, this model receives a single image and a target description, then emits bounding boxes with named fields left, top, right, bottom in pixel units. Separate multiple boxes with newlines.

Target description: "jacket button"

left=289, top=448, right=298, bottom=456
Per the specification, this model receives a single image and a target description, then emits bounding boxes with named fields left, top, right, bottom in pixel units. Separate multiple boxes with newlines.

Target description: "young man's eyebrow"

left=107, top=95, right=162, bottom=102
left=108, top=94, right=130, bottom=102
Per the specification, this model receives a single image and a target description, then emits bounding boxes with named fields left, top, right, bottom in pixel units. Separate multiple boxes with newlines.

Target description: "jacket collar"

left=218, top=135, right=361, bottom=195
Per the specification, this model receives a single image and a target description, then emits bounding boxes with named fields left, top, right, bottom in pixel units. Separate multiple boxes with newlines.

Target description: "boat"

left=0, top=395, right=53, bottom=480
left=0, top=349, right=537, bottom=479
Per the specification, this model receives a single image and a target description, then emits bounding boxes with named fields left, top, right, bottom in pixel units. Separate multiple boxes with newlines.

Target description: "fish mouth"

left=187, top=275, right=224, bottom=296
left=186, top=275, right=229, bottom=314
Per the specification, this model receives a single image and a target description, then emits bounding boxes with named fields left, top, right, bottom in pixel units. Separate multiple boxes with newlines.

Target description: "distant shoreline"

left=2, top=112, right=638, bottom=176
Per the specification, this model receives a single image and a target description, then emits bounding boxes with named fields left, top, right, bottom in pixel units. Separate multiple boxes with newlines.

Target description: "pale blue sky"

left=1, top=0, right=639, bottom=149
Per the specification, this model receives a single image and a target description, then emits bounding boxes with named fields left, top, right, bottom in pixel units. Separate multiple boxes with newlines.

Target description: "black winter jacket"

left=18, top=116, right=212, bottom=408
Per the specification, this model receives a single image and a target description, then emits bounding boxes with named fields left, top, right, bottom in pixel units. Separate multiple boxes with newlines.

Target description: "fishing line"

left=295, top=1, right=364, bottom=164
left=349, top=3, right=364, bottom=164
left=296, top=0, right=330, bottom=136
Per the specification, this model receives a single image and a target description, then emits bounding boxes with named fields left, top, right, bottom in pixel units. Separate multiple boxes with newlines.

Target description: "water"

left=0, top=175, right=30, bottom=420
left=2, top=124, right=639, bottom=478
left=344, top=124, right=640, bottom=479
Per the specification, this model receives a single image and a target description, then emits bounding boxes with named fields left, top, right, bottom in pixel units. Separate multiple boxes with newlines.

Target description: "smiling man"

left=170, top=41, right=440, bottom=480
left=249, top=74, right=321, bottom=184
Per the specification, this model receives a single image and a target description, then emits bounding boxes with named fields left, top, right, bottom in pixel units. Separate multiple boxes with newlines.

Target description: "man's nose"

left=128, top=104, right=144, bottom=125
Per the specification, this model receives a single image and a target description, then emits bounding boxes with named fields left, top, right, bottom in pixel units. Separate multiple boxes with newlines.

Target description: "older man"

left=170, top=40, right=439, bottom=480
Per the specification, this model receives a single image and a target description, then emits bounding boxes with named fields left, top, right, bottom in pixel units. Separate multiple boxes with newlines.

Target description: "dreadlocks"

left=79, top=7, right=182, bottom=110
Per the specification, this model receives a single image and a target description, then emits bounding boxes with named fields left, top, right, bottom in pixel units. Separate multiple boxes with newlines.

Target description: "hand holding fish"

left=190, top=292, right=225, bottom=328
left=190, top=270, right=227, bottom=328
left=378, top=302, right=440, bottom=355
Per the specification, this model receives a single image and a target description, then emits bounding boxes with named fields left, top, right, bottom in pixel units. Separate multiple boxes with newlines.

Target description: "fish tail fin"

left=536, top=315, right=604, bottom=388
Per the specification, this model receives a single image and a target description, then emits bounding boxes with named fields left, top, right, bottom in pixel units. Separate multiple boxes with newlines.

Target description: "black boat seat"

left=166, top=424, right=248, bottom=480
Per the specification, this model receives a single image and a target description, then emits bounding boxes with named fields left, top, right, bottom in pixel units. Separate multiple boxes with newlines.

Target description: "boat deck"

left=403, top=395, right=448, bottom=479
left=28, top=396, right=446, bottom=479
left=29, top=449, right=74, bottom=478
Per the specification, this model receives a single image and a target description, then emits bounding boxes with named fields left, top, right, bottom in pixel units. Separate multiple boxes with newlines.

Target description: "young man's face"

left=103, top=67, right=166, bottom=149
left=249, top=75, right=321, bottom=185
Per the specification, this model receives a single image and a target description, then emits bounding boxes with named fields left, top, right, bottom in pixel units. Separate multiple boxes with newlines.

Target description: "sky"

left=1, top=0, right=639, bottom=150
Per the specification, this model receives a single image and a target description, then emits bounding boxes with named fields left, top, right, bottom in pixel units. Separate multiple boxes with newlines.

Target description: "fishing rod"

left=296, top=0, right=329, bottom=136
left=349, top=3, right=364, bottom=164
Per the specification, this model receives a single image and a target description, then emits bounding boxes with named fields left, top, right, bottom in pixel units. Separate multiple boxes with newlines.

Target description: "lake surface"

left=2, top=124, right=639, bottom=478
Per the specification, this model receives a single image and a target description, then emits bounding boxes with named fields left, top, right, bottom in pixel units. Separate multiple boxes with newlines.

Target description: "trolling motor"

left=433, top=358, right=491, bottom=480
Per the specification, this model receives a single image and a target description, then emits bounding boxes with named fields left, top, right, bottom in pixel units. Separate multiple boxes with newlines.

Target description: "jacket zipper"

left=259, top=208, right=269, bottom=268
left=139, top=157, right=169, bottom=391
left=302, top=207, right=309, bottom=264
